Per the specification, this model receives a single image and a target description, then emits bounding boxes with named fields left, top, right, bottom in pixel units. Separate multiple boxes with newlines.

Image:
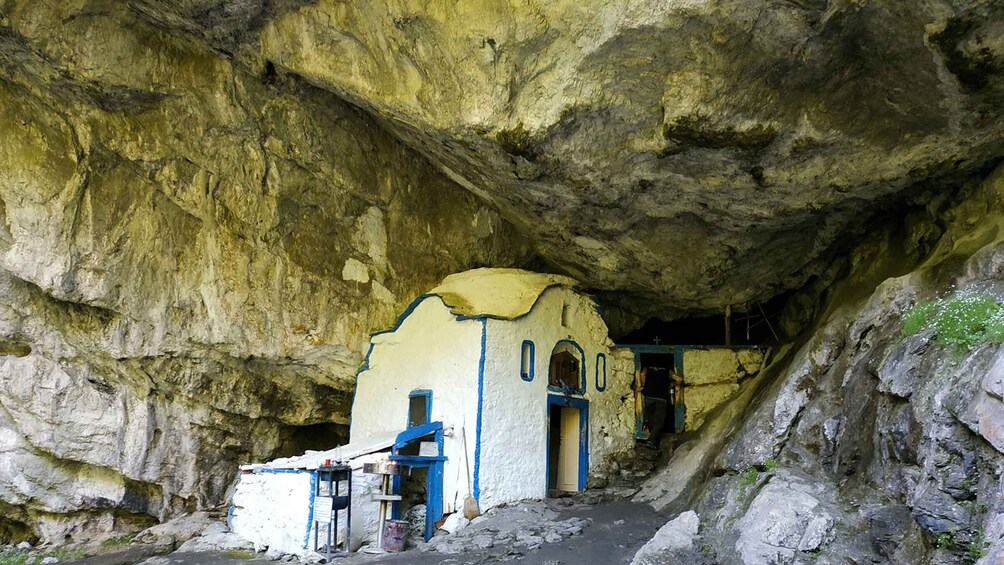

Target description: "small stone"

left=470, top=534, right=494, bottom=550
left=16, top=541, right=32, bottom=551
left=41, top=558, right=59, bottom=564
left=544, top=532, right=562, bottom=543
left=613, top=519, right=625, bottom=525
left=265, top=547, right=285, bottom=560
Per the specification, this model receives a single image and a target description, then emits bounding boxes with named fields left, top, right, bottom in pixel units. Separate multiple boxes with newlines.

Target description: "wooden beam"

left=725, top=304, right=732, bottom=346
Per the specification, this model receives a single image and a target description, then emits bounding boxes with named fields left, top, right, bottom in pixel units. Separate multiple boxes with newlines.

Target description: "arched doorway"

left=546, top=341, right=588, bottom=494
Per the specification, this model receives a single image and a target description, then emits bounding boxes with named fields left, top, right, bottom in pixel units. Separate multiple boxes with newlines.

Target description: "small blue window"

left=595, top=353, right=607, bottom=392
left=408, top=389, right=432, bottom=428
left=520, top=340, right=535, bottom=382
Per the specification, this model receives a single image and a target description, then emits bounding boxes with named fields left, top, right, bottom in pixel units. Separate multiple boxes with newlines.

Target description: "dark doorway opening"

left=638, top=353, right=682, bottom=436
left=547, top=404, right=561, bottom=491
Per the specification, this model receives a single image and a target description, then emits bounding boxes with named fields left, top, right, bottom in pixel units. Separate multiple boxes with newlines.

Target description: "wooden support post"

left=725, top=305, right=732, bottom=346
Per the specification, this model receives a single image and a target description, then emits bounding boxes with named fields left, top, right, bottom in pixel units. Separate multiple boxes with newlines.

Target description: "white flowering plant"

left=902, top=290, right=1004, bottom=351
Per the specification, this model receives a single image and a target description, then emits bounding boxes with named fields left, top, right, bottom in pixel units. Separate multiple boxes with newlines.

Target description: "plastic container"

left=382, top=519, right=408, bottom=552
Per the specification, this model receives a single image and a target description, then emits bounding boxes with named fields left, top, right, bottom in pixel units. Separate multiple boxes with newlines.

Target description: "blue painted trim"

left=227, top=503, right=235, bottom=529
left=633, top=352, right=645, bottom=439
left=303, top=470, right=318, bottom=549
left=390, top=422, right=447, bottom=541
left=408, top=389, right=433, bottom=428
left=546, top=339, right=587, bottom=395
left=391, top=475, right=402, bottom=520
left=393, top=421, right=443, bottom=450
left=473, top=318, right=487, bottom=502
left=545, top=394, right=590, bottom=492
left=595, top=352, right=607, bottom=392
left=426, top=458, right=445, bottom=540
left=520, top=339, right=535, bottom=382
left=257, top=468, right=313, bottom=474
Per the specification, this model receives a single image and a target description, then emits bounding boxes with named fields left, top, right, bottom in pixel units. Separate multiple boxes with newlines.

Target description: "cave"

left=0, top=0, right=1003, bottom=563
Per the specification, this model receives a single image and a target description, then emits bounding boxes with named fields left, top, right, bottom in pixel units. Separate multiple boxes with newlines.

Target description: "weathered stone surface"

left=683, top=383, right=739, bottom=430
left=733, top=472, right=833, bottom=564
left=630, top=510, right=699, bottom=565
left=636, top=168, right=1004, bottom=565
left=175, top=522, right=252, bottom=553
left=244, top=0, right=1004, bottom=325
left=0, top=0, right=532, bottom=541
left=420, top=501, right=589, bottom=555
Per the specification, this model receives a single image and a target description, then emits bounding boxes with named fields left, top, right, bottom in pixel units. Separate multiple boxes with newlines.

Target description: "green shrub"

left=740, top=467, right=759, bottom=485
left=903, top=291, right=1004, bottom=351
left=764, top=458, right=779, bottom=471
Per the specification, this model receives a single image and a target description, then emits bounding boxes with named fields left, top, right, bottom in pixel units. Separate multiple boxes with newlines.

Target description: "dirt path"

left=64, top=496, right=664, bottom=565
left=333, top=498, right=664, bottom=565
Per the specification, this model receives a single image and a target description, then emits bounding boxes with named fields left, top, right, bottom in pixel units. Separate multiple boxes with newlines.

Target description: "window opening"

left=595, top=353, right=607, bottom=391
left=548, top=341, right=584, bottom=394
left=408, top=390, right=431, bottom=429
left=520, top=340, right=535, bottom=381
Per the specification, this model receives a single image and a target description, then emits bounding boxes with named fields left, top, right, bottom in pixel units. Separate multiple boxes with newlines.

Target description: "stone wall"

left=681, top=348, right=764, bottom=430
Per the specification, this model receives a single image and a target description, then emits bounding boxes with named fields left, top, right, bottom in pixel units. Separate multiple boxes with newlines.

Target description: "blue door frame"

left=545, top=394, right=589, bottom=492
left=388, top=422, right=446, bottom=541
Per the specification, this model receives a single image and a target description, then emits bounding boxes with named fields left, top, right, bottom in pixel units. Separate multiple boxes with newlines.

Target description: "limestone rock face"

left=0, top=0, right=532, bottom=542
left=245, top=0, right=1004, bottom=322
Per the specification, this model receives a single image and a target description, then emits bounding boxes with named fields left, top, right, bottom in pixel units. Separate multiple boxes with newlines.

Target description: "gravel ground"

left=60, top=491, right=665, bottom=565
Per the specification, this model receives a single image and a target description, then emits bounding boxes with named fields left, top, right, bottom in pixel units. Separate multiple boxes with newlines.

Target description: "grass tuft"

left=99, top=534, right=134, bottom=549
left=902, top=291, right=1004, bottom=351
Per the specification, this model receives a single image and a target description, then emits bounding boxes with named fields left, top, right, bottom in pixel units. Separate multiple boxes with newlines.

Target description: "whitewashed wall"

left=351, top=296, right=481, bottom=515
left=231, top=457, right=386, bottom=556
left=230, top=471, right=313, bottom=555
left=479, top=287, right=634, bottom=508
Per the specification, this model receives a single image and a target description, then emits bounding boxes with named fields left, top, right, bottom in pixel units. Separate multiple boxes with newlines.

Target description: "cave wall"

left=0, top=1, right=532, bottom=542
left=634, top=164, right=1004, bottom=564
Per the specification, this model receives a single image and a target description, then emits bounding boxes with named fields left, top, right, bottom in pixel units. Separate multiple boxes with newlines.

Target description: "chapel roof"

left=427, top=268, right=579, bottom=320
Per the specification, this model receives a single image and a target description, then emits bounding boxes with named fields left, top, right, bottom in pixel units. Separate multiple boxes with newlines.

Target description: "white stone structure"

left=231, top=269, right=636, bottom=555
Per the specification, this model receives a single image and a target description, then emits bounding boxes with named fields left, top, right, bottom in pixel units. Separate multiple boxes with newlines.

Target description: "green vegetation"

left=0, top=551, right=30, bottom=565
left=100, top=534, right=134, bottom=548
left=222, top=549, right=256, bottom=560
left=902, top=291, right=1004, bottom=351
left=968, top=531, right=988, bottom=561
left=764, top=458, right=779, bottom=471
left=0, top=546, right=86, bottom=565
left=740, top=466, right=760, bottom=485
left=701, top=543, right=714, bottom=555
